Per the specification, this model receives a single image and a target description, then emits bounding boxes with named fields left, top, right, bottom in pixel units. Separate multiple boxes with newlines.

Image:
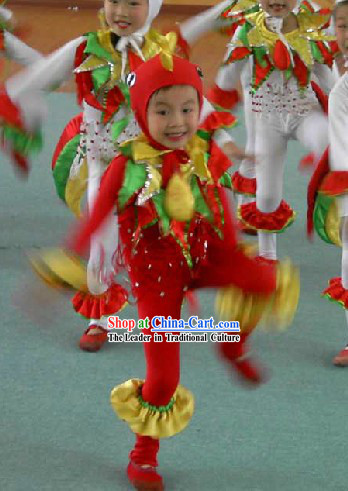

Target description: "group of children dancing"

left=1, top=0, right=347, bottom=489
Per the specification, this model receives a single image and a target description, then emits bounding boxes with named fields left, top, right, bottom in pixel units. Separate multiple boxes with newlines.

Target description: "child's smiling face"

left=259, top=0, right=297, bottom=18
left=147, top=85, right=200, bottom=150
left=335, top=3, right=348, bottom=57
left=104, top=0, right=149, bottom=36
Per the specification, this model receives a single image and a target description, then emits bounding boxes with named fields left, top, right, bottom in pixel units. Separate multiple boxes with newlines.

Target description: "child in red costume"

left=30, top=54, right=299, bottom=490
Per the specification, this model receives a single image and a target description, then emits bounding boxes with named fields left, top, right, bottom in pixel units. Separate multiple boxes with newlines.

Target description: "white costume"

left=211, top=8, right=337, bottom=259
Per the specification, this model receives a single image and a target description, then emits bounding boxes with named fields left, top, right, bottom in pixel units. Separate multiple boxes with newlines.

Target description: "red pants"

left=124, top=219, right=276, bottom=407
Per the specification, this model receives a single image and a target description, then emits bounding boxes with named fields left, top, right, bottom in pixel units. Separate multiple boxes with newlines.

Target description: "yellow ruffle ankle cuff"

left=262, top=259, right=300, bottom=330
left=215, top=259, right=300, bottom=332
left=110, top=379, right=195, bottom=438
left=28, top=248, right=87, bottom=292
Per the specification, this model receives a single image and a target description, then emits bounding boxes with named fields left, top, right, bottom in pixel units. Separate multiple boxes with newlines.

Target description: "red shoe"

left=79, top=325, right=108, bottom=352
left=219, top=335, right=269, bottom=386
left=231, top=354, right=269, bottom=386
left=333, top=345, right=348, bottom=366
left=127, top=461, right=164, bottom=491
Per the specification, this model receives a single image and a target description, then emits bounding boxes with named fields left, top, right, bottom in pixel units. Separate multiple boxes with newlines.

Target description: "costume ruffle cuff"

left=238, top=200, right=295, bottom=232
left=110, top=379, right=194, bottom=439
left=206, top=84, right=240, bottom=111
left=0, top=90, right=42, bottom=174
left=198, top=110, right=237, bottom=139
left=216, top=259, right=300, bottom=332
left=72, top=283, right=128, bottom=319
left=28, top=248, right=87, bottom=292
left=231, top=171, right=256, bottom=196
left=319, top=171, right=348, bottom=197
left=322, top=277, right=348, bottom=309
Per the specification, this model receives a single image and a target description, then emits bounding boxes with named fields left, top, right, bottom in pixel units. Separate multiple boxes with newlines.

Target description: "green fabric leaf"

left=191, top=175, right=213, bottom=222
left=118, top=160, right=147, bottom=210
left=91, top=65, right=111, bottom=93
left=237, top=23, right=252, bottom=47
left=2, top=124, right=42, bottom=155
left=313, top=193, right=335, bottom=245
left=310, top=40, right=323, bottom=64
left=118, top=81, right=131, bottom=106
left=85, top=32, right=114, bottom=64
left=196, top=129, right=210, bottom=141
left=152, top=191, right=170, bottom=234
left=112, top=115, right=130, bottom=141
left=219, top=172, right=232, bottom=189
left=52, top=134, right=81, bottom=202
left=254, top=47, right=268, bottom=68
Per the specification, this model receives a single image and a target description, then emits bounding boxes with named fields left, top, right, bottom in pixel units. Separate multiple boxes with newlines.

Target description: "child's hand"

left=223, top=141, right=255, bottom=163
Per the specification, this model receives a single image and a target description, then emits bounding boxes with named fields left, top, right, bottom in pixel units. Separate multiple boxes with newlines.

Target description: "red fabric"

left=0, top=88, right=25, bottom=128
left=208, top=140, right=234, bottom=183
left=240, top=200, right=294, bottom=232
left=323, top=277, right=348, bottom=309
left=127, top=460, right=163, bottom=488
left=218, top=333, right=265, bottom=384
left=51, top=113, right=83, bottom=170
left=253, top=56, right=273, bottom=89
left=228, top=46, right=251, bottom=62
left=129, top=55, right=203, bottom=145
left=320, top=171, right=348, bottom=196
left=206, top=84, right=240, bottom=110
left=298, top=153, right=315, bottom=173
left=130, top=435, right=160, bottom=468
left=311, top=80, right=328, bottom=114
left=273, top=40, right=291, bottom=71
left=0, top=31, right=4, bottom=51
left=293, top=54, right=309, bottom=88
left=307, top=147, right=329, bottom=237
left=232, top=171, right=256, bottom=195
left=71, top=283, right=128, bottom=319
left=316, top=41, right=334, bottom=68
left=199, top=111, right=236, bottom=133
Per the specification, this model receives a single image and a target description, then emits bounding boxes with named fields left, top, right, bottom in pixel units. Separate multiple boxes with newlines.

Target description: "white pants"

left=254, top=109, right=328, bottom=259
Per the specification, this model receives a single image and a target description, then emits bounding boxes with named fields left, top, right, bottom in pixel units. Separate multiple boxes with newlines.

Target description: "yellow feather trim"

left=244, top=10, right=335, bottom=68
left=65, top=158, right=88, bottom=218
left=326, top=199, right=342, bottom=247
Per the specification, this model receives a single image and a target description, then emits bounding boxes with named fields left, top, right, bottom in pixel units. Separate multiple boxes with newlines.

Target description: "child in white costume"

left=307, top=0, right=348, bottom=366
left=209, top=0, right=338, bottom=260
left=2, top=0, right=240, bottom=351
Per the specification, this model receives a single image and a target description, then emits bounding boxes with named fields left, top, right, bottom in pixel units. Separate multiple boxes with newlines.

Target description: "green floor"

left=1, top=93, right=347, bottom=491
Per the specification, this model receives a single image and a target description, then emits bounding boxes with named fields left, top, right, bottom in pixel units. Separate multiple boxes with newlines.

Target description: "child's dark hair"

left=333, top=0, right=348, bottom=21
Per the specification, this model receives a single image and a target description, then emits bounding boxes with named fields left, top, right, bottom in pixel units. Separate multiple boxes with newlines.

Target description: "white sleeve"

left=5, top=36, right=84, bottom=131
left=0, top=6, right=12, bottom=22
left=312, top=63, right=336, bottom=94
left=179, top=0, right=231, bottom=45
left=6, top=36, right=85, bottom=99
left=4, top=31, right=43, bottom=65
left=215, top=58, right=246, bottom=91
left=328, top=75, right=348, bottom=172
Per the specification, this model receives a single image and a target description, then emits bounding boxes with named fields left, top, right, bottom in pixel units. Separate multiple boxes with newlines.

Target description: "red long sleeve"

left=67, top=155, right=128, bottom=255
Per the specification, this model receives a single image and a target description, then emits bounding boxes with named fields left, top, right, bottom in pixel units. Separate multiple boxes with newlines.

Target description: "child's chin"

left=164, top=138, right=190, bottom=149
